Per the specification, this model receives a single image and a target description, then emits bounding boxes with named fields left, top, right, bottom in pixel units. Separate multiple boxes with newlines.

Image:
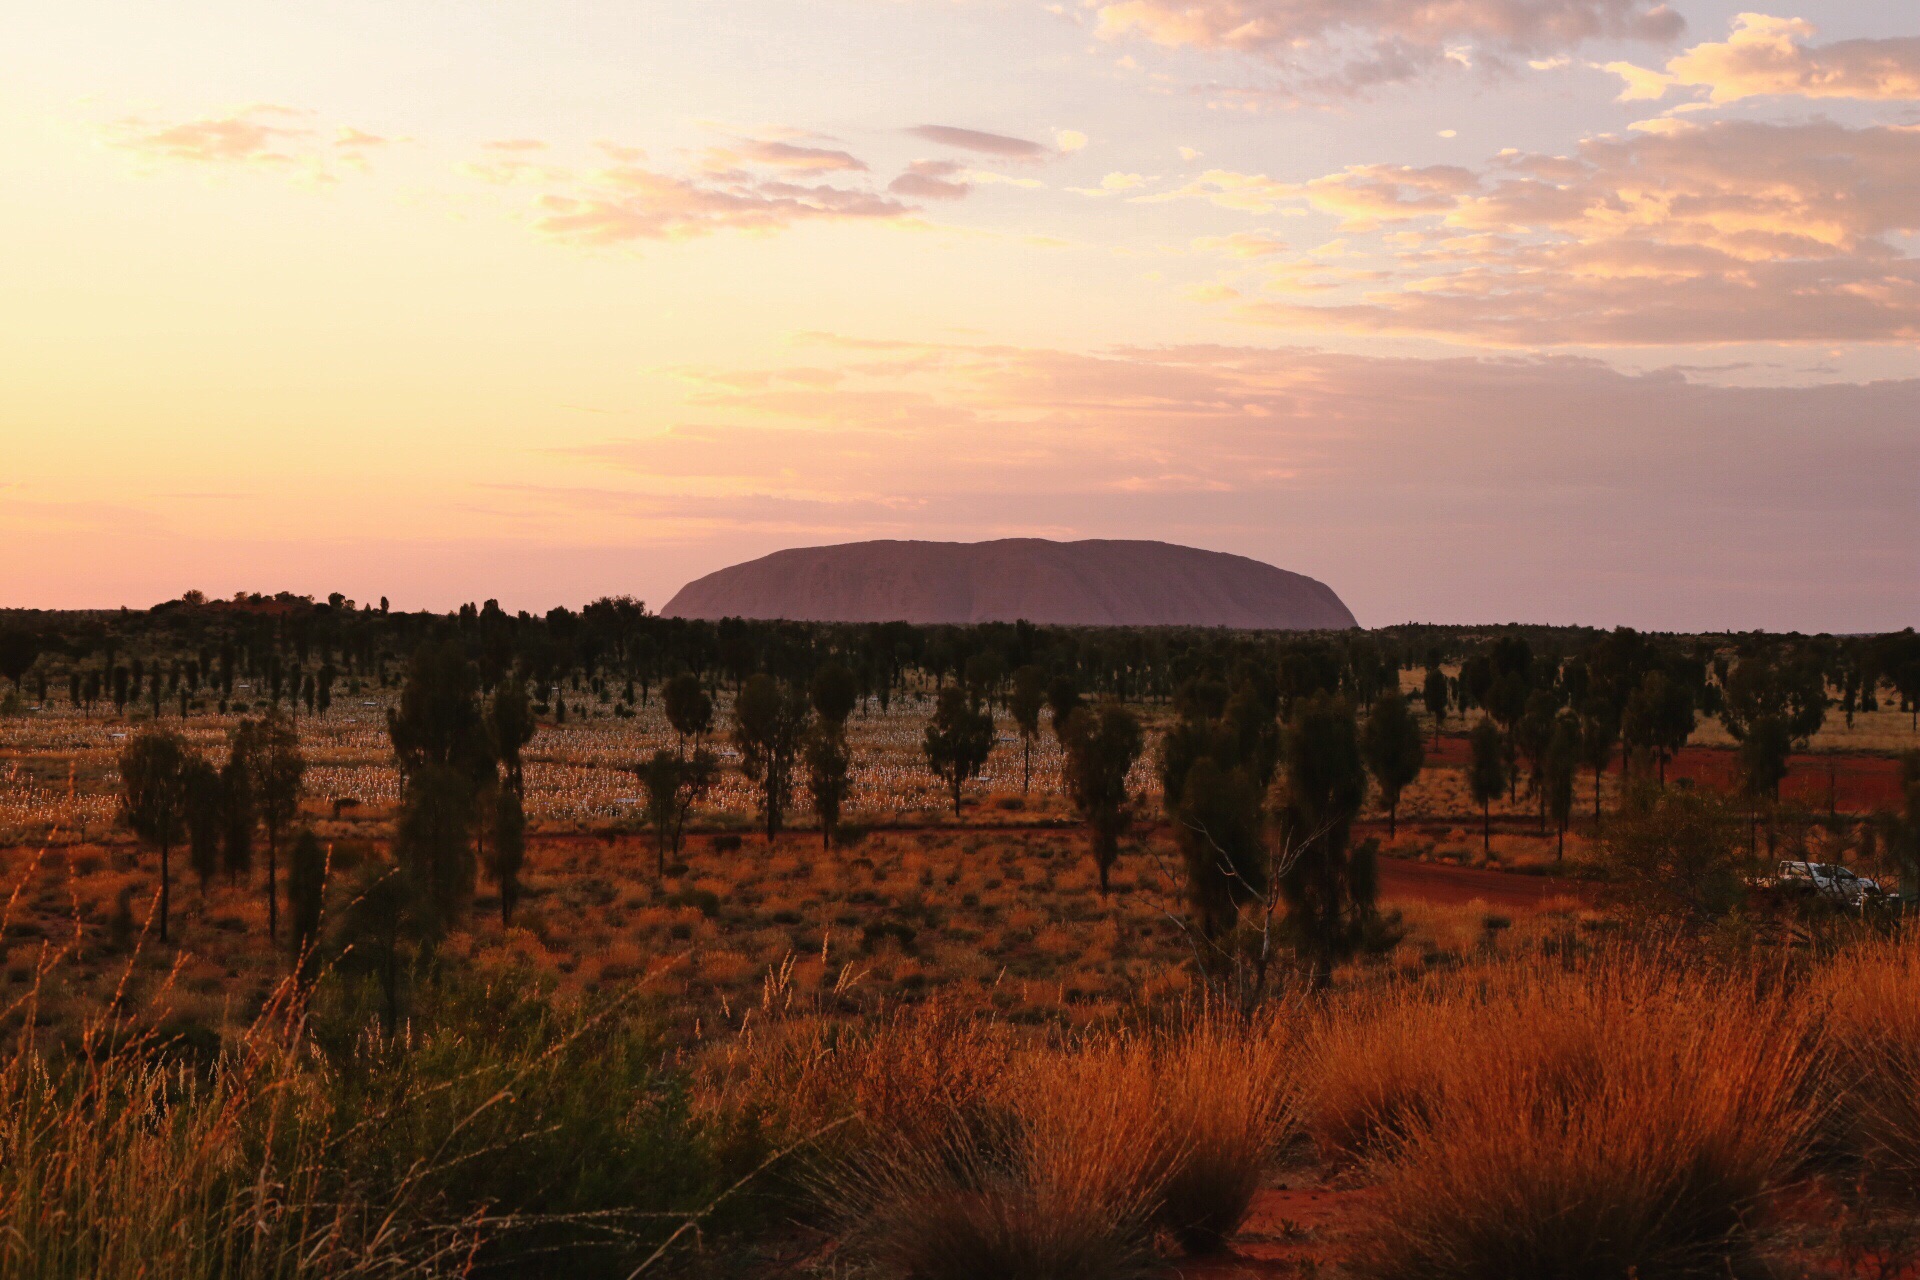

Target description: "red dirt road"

left=1377, top=856, right=1590, bottom=908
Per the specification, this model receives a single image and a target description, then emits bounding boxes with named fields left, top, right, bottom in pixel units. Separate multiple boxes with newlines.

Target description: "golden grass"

left=1344, top=959, right=1815, bottom=1280
left=1810, top=936, right=1920, bottom=1193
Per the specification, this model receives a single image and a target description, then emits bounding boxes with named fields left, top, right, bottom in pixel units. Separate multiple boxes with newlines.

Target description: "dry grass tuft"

left=1812, top=936, right=1920, bottom=1192
left=1347, top=961, right=1813, bottom=1280
left=1149, top=1011, right=1297, bottom=1253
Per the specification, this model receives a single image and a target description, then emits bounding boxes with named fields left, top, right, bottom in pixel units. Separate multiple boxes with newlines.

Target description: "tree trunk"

left=1482, top=800, right=1490, bottom=853
left=159, top=840, right=170, bottom=943
left=1388, top=800, right=1397, bottom=840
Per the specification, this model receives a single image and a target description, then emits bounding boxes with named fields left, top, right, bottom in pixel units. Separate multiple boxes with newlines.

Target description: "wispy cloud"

left=106, top=105, right=392, bottom=182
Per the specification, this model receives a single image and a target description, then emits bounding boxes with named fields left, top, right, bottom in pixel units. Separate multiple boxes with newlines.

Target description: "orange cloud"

left=1213, top=120, right=1920, bottom=344
left=1606, top=13, right=1920, bottom=104
left=107, top=106, right=390, bottom=182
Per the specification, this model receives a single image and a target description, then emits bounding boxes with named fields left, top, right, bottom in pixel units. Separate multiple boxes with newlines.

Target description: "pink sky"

left=2, top=1, right=1915, bottom=630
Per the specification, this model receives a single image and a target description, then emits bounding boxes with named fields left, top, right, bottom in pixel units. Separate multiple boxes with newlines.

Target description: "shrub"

left=1347, top=961, right=1813, bottom=1280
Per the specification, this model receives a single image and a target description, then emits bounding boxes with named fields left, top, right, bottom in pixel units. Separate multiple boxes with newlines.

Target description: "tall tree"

left=1622, top=670, right=1694, bottom=786
left=1045, top=675, right=1082, bottom=746
left=733, top=674, right=809, bottom=840
left=803, top=723, right=853, bottom=849
left=663, top=673, right=713, bottom=755
left=923, top=685, right=995, bottom=817
left=221, top=720, right=258, bottom=885
left=640, top=747, right=719, bottom=877
left=487, top=678, right=537, bottom=796
left=1361, top=691, right=1425, bottom=838
left=1467, top=718, right=1507, bottom=855
left=487, top=787, right=527, bottom=926
left=1008, top=665, right=1046, bottom=795
left=180, top=755, right=222, bottom=893
left=393, top=763, right=478, bottom=933
left=1545, top=711, right=1581, bottom=861
left=1421, top=665, right=1449, bottom=745
left=1578, top=699, right=1618, bottom=825
left=1059, top=703, right=1144, bottom=894
left=119, top=729, right=191, bottom=943
left=0, top=629, right=40, bottom=697
left=1162, top=683, right=1276, bottom=942
left=1276, top=693, right=1371, bottom=989
left=254, top=709, right=306, bottom=942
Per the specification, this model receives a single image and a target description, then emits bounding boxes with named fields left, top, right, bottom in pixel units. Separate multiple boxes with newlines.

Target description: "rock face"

left=661, top=539, right=1357, bottom=629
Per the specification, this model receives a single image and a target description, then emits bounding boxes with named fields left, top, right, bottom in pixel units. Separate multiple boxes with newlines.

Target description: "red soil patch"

left=1177, top=1184, right=1370, bottom=1277
left=1378, top=855, right=1590, bottom=908
left=1425, top=734, right=1905, bottom=812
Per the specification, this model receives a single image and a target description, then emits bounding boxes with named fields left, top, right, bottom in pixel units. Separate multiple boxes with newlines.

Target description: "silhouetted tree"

left=1045, top=675, right=1082, bottom=746
left=393, top=763, right=477, bottom=933
left=809, top=661, right=858, bottom=730
left=180, top=754, right=222, bottom=893
left=1622, top=670, right=1694, bottom=786
left=488, top=678, right=537, bottom=796
left=487, top=787, right=526, bottom=925
left=1578, top=699, right=1618, bottom=825
left=119, top=728, right=191, bottom=943
left=923, top=685, right=995, bottom=817
left=1060, top=703, right=1144, bottom=894
left=1421, top=665, right=1449, bottom=745
left=1467, top=718, right=1506, bottom=854
left=221, top=721, right=257, bottom=884
left=1362, top=691, right=1425, bottom=838
left=1008, top=665, right=1046, bottom=795
left=254, top=709, right=306, bottom=942
left=734, top=674, right=808, bottom=840
left=1546, top=711, right=1580, bottom=860
left=663, top=673, right=713, bottom=755
left=804, top=723, right=852, bottom=849
left=641, top=747, right=719, bottom=876
left=1277, top=693, right=1371, bottom=989
left=0, top=630, right=39, bottom=697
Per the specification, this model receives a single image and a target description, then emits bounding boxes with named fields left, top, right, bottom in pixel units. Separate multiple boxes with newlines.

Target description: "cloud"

left=1205, top=120, right=1920, bottom=345
left=106, top=105, right=389, bottom=182
left=1089, top=0, right=1685, bottom=93
left=1070, top=171, right=1150, bottom=196
left=487, top=130, right=931, bottom=245
left=563, top=337, right=1916, bottom=630
left=890, top=159, right=972, bottom=200
left=1056, top=129, right=1090, bottom=153
left=1605, top=13, right=1920, bottom=105
left=906, top=124, right=1052, bottom=158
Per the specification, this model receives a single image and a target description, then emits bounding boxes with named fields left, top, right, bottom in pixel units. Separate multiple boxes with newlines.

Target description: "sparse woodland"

left=1, top=595, right=1919, bottom=1277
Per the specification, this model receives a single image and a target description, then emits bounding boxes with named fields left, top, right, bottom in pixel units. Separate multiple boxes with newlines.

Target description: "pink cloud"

left=1606, top=13, right=1920, bottom=104
left=1093, top=0, right=1685, bottom=92
left=107, top=105, right=390, bottom=182
left=906, top=125, right=1052, bottom=159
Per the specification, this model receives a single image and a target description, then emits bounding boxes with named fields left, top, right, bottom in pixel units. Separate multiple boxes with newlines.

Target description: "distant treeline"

left=1, top=593, right=1917, bottom=730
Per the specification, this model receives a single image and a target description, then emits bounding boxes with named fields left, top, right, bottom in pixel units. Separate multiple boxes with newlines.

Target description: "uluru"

left=660, top=538, right=1357, bottom=629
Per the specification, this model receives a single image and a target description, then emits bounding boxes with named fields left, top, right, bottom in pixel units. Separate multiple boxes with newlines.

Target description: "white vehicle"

left=1773, top=860, right=1887, bottom=906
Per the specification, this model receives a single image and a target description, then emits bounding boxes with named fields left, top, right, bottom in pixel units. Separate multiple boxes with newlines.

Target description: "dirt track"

left=1377, top=856, right=1591, bottom=908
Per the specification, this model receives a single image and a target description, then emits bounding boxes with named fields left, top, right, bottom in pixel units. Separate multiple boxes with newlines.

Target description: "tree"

left=1545, top=711, right=1580, bottom=861
left=1162, top=684, right=1275, bottom=943
left=119, top=729, right=191, bottom=943
left=1622, top=670, right=1694, bottom=786
left=287, top=828, right=327, bottom=987
left=393, top=763, right=477, bottom=934
left=1361, top=691, right=1424, bottom=838
left=180, top=754, right=222, bottom=893
left=1467, top=719, right=1506, bottom=854
left=1421, top=665, right=1449, bottom=745
left=809, top=661, right=858, bottom=730
left=923, top=685, right=995, bottom=817
left=733, top=674, right=809, bottom=840
left=1514, top=689, right=1560, bottom=829
left=488, top=678, right=537, bottom=796
left=640, top=747, right=719, bottom=877
left=663, top=673, right=713, bottom=754
left=254, top=709, right=306, bottom=942
left=1008, top=665, right=1046, bottom=795
left=1045, top=675, right=1082, bottom=746
left=1578, top=699, right=1618, bottom=825
left=803, top=724, right=853, bottom=849
left=221, top=721, right=257, bottom=884
left=334, top=861, right=423, bottom=1035
left=487, top=787, right=527, bottom=926
left=1060, top=703, right=1144, bottom=894
left=1276, top=693, right=1371, bottom=988
left=388, top=641, right=493, bottom=786
left=0, top=629, right=39, bottom=696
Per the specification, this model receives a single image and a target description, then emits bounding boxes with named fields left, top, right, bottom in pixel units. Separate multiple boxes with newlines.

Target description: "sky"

left=1, top=0, right=1916, bottom=632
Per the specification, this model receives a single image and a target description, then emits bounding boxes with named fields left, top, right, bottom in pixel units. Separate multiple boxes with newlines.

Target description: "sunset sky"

left=3, top=0, right=1916, bottom=631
